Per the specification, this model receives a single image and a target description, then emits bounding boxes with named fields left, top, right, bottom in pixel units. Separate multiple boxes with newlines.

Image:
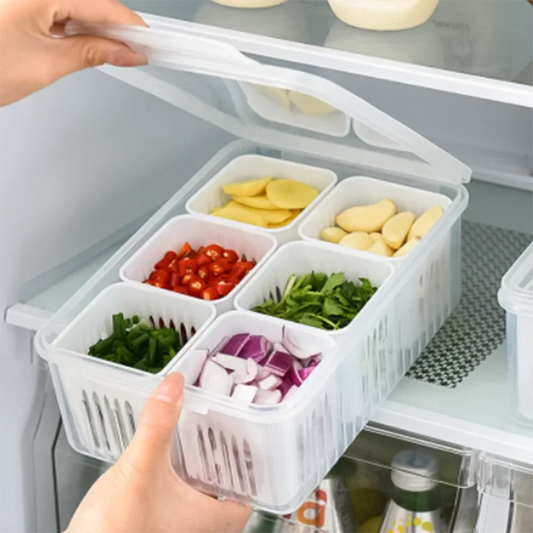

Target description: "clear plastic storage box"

left=498, top=241, right=533, bottom=426
left=36, top=20, right=471, bottom=513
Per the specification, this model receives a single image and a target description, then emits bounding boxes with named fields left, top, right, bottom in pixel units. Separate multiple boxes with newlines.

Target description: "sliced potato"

left=408, top=205, right=443, bottom=241
left=225, top=201, right=291, bottom=224
left=288, top=91, right=337, bottom=117
left=222, top=177, right=273, bottom=197
left=212, top=206, right=267, bottom=227
left=232, top=194, right=278, bottom=210
left=268, top=210, right=301, bottom=228
left=339, top=231, right=372, bottom=251
left=382, top=211, right=415, bottom=250
left=394, top=237, right=421, bottom=257
left=266, top=179, right=319, bottom=209
left=320, top=227, right=348, bottom=244
left=336, top=199, right=397, bottom=233
left=367, top=241, right=394, bottom=257
left=258, top=85, right=291, bottom=110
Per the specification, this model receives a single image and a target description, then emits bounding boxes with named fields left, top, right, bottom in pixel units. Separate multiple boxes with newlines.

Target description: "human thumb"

left=50, top=34, right=147, bottom=80
left=121, top=373, right=184, bottom=470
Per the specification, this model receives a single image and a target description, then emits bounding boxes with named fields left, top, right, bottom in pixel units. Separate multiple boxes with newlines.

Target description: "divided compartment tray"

left=120, top=214, right=278, bottom=312
left=168, top=311, right=336, bottom=512
left=47, top=283, right=216, bottom=461
left=185, top=154, right=338, bottom=244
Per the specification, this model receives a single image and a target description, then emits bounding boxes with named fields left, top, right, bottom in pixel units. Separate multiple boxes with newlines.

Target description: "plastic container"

left=168, top=311, right=336, bottom=510
left=185, top=154, right=338, bottom=244
left=498, top=241, right=533, bottom=426
left=120, top=215, right=278, bottom=312
left=47, top=283, right=216, bottom=461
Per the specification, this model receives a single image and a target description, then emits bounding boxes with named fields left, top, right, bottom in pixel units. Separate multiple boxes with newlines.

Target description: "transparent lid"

left=66, top=19, right=471, bottom=185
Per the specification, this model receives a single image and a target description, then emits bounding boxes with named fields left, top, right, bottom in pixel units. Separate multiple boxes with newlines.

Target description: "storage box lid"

left=66, top=17, right=471, bottom=185
left=499, top=241, right=533, bottom=318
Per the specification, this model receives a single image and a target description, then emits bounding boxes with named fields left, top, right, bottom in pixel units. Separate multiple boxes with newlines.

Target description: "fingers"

left=50, top=0, right=147, bottom=26
left=213, top=500, right=253, bottom=533
left=122, top=373, right=185, bottom=471
left=48, top=34, right=147, bottom=79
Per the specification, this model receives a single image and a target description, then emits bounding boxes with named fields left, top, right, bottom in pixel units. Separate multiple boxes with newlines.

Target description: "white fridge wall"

left=0, top=68, right=231, bottom=532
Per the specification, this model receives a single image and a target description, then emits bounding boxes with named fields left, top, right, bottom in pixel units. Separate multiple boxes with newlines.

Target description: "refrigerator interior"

left=1, top=9, right=532, bottom=531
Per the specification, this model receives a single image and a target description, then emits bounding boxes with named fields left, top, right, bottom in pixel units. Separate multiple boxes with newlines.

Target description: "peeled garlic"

left=336, top=199, right=397, bottom=233
left=320, top=227, right=348, bottom=244
left=408, top=206, right=443, bottom=241
left=339, top=231, right=372, bottom=251
left=394, top=237, right=421, bottom=258
left=382, top=212, right=415, bottom=250
left=367, top=241, right=394, bottom=257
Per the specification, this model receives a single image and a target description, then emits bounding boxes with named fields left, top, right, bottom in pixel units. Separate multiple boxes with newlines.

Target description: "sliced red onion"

left=282, top=326, right=321, bottom=360
left=305, top=356, right=321, bottom=368
left=283, top=385, right=299, bottom=401
left=254, top=389, right=282, bottom=406
left=232, top=384, right=258, bottom=404
left=278, top=377, right=293, bottom=397
left=220, top=333, right=250, bottom=357
left=258, top=374, right=283, bottom=391
left=180, top=349, right=209, bottom=386
left=232, top=358, right=259, bottom=385
left=209, top=336, right=229, bottom=357
left=289, top=360, right=303, bottom=387
left=256, top=365, right=272, bottom=380
left=265, top=351, right=293, bottom=377
left=273, top=342, right=289, bottom=354
left=199, top=360, right=233, bottom=396
left=299, top=366, right=316, bottom=381
left=239, top=335, right=272, bottom=363
left=214, top=353, right=247, bottom=373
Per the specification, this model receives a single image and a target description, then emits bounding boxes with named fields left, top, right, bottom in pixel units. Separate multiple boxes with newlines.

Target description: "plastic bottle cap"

left=390, top=450, right=439, bottom=492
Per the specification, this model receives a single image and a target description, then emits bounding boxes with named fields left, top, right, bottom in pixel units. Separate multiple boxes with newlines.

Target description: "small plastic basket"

left=185, top=154, right=338, bottom=243
left=298, top=176, right=452, bottom=261
left=167, top=310, right=336, bottom=511
left=48, top=283, right=216, bottom=461
left=120, top=215, right=278, bottom=312
left=234, top=240, right=395, bottom=338
left=498, top=241, right=533, bottom=426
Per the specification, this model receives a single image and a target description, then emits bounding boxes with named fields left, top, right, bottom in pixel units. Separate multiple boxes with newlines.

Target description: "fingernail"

left=107, top=49, right=148, bottom=67
left=154, top=374, right=183, bottom=404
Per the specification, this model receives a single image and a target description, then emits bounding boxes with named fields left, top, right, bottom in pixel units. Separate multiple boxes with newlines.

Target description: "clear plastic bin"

left=498, top=241, right=533, bottom=426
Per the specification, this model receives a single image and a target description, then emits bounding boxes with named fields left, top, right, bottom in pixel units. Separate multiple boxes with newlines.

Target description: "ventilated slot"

left=208, top=427, right=223, bottom=486
left=92, top=392, right=111, bottom=452
left=82, top=390, right=100, bottom=450
left=220, top=432, right=235, bottom=491
left=124, top=401, right=136, bottom=440
left=197, top=425, right=213, bottom=483
left=104, top=396, right=122, bottom=453
left=114, top=399, right=129, bottom=451
left=231, top=436, right=247, bottom=493
left=242, top=440, right=257, bottom=497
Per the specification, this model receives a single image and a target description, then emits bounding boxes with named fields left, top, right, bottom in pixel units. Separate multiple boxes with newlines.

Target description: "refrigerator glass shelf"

left=123, top=0, right=533, bottom=107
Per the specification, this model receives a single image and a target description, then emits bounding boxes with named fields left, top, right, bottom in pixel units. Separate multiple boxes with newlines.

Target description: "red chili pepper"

left=169, top=272, right=181, bottom=289
left=234, top=260, right=255, bottom=274
left=196, top=246, right=204, bottom=255
left=178, top=257, right=198, bottom=277
left=188, top=276, right=207, bottom=297
left=201, top=287, right=220, bottom=301
left=209, top=259, right=230, bottom=277
left=216, top=280, right=236, bottom=297
left=228, top=265, right=247, bottom=280
left=177, top=242, right=192, bottom=259
left=197, top=254, right=211, bottom=267
left=204, top=244, right=224, bottom=262
left=151, top=269, right=170, bottom=285
left=155, top=251, right=176, bottom=270
left=173, top=285, right=189, bottom=295
left=198, top=266, right=210, bottom=281
left=181, top=273, right=194, bottom=286
left=222, top=249, right=239, bottom=263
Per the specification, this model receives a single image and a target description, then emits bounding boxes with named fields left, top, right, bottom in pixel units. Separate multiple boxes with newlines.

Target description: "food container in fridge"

left=36, top=19, right=472, bottom=513
left=186, top=154, right=338, bottom=244
left=498, top=241, right=533, bottom=426
left=120, top=214, right=278, bottom=312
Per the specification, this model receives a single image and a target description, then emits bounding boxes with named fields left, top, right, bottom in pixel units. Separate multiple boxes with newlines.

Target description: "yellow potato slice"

left=382, top=212, right=415, bottom=250
left=232, top=195, right=278, bottom=210
left=369, top=232, right=385, bottom=244
left=408, top=205, right=443, bottom=241
left=211, top=205, right=267, bottom=227
left=268, top=210, right=301, bottom=228
left=266, top=179, right=319, bottom=209
left=222, top=177, right=273, bottom=197
left=288, top=91, right=337, bottom=117
left=394, top=237, right=421, bottom=257
left=258, top=86, right=291, bottom=110
left=225, top=201, right=291, bottom=224
left=320, top=227, right=348, bottom=244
